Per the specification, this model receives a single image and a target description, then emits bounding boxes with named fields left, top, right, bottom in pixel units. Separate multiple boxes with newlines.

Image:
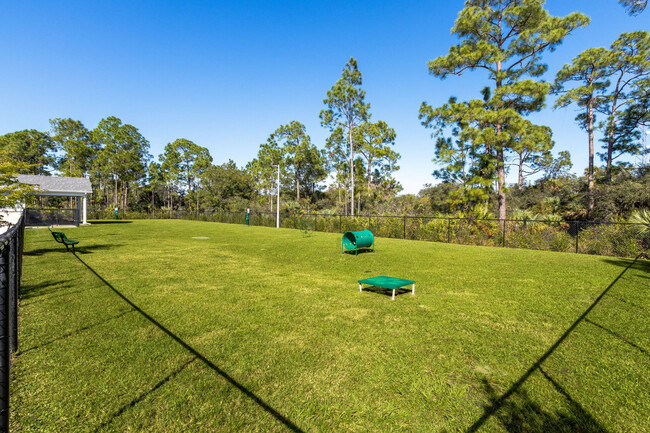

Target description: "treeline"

left=2, top=0, right=649, bottom=223
left=1, top=56, right=403, bottom=216
left=420, top=1, right=650, bottom=222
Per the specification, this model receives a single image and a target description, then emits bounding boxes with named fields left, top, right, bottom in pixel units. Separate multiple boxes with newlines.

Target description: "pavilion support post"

left=76, top=197, right=82, bottom=226
left=82, top=195, right=88, bottom=224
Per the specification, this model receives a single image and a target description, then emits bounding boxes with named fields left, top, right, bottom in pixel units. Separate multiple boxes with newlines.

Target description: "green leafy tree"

left=159, top=144, right=182, bottom=213
left=619, top=0, right=647, bottom=15
left=246, top=141, right=283, bottom=211
left=320, top=57, right=370, bottom=216
left=0, top=152, right=40, bottom=222
left=0, top=130, right=55, bottom=174
left=91, top=117, right=151, bottom=210
left=145, top=161, right=164, bottom=212
left=421, top=0, right=589, bottom=220
left=543, top=150, right=573, bottom=180
left=324, top=127, right=349, bottom=213
left=354, top=120, right=400, bottom=204
left=49, top=118, right=96, bottom=177
left=160, top=139, right=212, bottom=212
left=510, top=123, right=554, bottom=187
left=202, top=160, right=254, bottom=211
left=424, top=92, right=498, bottom=212
left=619, top=81, right=650, bottom=169
left=423, top=96, right=497, bottom=212
left=553, top=47, right=611, bottom=217
left=596, top=32, right=650, bottom=182
left=268, top=121, right=327, bottom=202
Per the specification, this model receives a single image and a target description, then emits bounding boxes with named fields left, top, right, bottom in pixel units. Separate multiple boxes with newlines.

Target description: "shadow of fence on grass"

left=20, top=279, right=73, bottom=300
left=96, top=356, right=199, bottom=431
left=74, top=254, right=305, bottom=433
left=601, top=257, right=650, bottom=277
left=584, top=318, right=648, bottom=357
left=17, top=309, right=136, bottom=356
left=479, top=372, right=608, bottom=433
left=466, top=255, right=642, bottom=433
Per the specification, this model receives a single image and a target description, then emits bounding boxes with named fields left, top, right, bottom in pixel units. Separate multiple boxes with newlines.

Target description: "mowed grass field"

left=11, top=219, right=649, bottom=432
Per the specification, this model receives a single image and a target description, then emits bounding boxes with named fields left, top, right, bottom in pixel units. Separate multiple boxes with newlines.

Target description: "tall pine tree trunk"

left=114, top=177, right=118, bottom=207
left=367, top=158, right=373, bottom=206
left=606, top=125, right=614, bottom=184
left=337, top=182, right=341, bottom=211
left=587, top=95, right=595, bottom=218
left=296, top=176, right=300, bottom=201
left=349, top=125, right=355, bottom=216
left=123, top=183, right=128, bottom=211
left=496, top=147, right=507, bottom=221
left=496, top=64, right=507, bottom=221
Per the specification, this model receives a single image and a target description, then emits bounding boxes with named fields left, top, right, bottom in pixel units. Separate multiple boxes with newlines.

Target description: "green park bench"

left=51, top=231, right=79, bottom=253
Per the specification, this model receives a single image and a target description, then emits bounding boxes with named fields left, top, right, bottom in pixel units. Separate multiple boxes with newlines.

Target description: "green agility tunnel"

left=341, top=230, right=375, bottom=255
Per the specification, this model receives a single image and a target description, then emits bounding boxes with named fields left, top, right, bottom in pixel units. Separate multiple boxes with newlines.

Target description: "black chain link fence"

left=89, top=209, right=649, bottom=259
left=0, top=213, right=25, bottom=432
left=25, top=208, right=80, bottom=227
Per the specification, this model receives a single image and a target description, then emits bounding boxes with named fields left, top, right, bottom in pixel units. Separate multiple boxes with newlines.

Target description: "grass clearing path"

left=11, top=219, right=650, bottom=432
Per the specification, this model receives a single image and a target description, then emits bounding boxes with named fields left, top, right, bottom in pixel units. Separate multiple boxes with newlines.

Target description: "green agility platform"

left=358, top=276, right=415, bottom=301
left=342, top=230, right=374, bottom=255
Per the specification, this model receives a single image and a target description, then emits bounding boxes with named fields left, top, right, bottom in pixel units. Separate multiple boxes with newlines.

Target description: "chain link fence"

left=0, top=213, right=25, bottom=432
left=25, top=208, right=80, bottom=226
left=89, top=209, right=649, bottom=259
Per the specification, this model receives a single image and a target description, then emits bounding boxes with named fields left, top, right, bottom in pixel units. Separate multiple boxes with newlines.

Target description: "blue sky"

left=2, top=1, right=649, bottom=194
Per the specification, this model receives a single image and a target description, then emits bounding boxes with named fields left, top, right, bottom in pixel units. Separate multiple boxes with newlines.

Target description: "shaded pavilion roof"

left=16, top=175, right=92, bottom=195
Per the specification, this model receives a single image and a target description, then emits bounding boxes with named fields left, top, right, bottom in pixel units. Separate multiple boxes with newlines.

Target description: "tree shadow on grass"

left=466, top=255, right=642, bottom=433
left=87, top=220, right=133, bottom=224
left=73, top=254, right=305, bottom=433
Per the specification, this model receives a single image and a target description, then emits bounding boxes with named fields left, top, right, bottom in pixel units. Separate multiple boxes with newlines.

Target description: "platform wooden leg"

left=412, top=284, right=415, bottom=295
left=359, top=284, right=362, bottom=292
left=392, top=289, right=395, bottom=300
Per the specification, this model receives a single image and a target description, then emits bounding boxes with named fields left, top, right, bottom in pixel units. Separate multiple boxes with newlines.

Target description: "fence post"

left=339, top=215, right=342, bottom=232
left=9, top=237, right=17, bottom=353
left=403, top=216, right=406, bottom=239
left=314, top=214, right=317, bottom=231
left=17, top=219, right=24, bottom=301
left=447, top=218, right=451, bottom=243
left=502, top=219, right=506, bottom=248
left=575, top=221, right=580, bottom=253
left=0, top=245, right=10, bottom=430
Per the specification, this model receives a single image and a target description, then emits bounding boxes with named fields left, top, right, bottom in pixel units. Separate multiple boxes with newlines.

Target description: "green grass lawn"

left=11, top=219, right=649, bottom=432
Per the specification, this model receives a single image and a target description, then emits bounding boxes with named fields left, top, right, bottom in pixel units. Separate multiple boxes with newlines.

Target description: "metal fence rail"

left=0, top=213, right=24, bottom=432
